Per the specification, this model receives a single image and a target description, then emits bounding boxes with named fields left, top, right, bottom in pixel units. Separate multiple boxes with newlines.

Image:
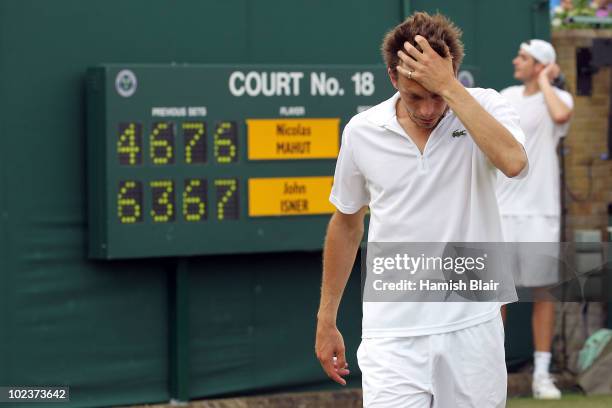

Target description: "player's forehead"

left=517, top=49, right=533, bottom=59
left=397, top=72, right=437, bottom=98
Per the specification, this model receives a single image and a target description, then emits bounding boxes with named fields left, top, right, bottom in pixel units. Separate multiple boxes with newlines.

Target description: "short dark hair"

left=382, top=12, right=464, bottom=76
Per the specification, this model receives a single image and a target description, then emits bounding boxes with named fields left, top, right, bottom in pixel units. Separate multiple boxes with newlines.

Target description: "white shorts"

left=501, top=215, right=560, bottom=287
left=358, top=314, right=506, bottom=408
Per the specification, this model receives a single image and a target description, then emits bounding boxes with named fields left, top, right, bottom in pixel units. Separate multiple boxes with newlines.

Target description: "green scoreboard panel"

left=86, top=64, right=393, bottom=259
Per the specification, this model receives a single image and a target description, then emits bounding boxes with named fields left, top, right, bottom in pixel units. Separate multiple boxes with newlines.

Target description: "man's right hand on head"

left=315, top=321, right=350, bottom=385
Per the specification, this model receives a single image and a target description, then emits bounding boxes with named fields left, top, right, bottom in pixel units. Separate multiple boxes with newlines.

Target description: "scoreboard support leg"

left=169, top=259, right=190, bottom=404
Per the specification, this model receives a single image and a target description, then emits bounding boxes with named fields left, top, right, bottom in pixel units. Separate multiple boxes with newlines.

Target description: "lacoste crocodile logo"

left=452, top=129, right=466, bottom=138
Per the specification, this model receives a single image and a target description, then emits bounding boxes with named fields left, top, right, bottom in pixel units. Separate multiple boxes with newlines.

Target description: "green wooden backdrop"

left=0, top=1, right=549, bottom=406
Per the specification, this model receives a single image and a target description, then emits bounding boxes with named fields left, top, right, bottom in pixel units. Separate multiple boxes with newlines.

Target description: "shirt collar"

left=366, top=92, right=400, bottom=128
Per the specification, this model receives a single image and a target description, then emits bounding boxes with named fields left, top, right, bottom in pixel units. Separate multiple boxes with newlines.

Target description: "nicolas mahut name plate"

left=246, top=118, right=340, bottom=160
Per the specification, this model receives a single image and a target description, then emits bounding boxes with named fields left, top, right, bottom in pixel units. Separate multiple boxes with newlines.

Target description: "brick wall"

left=552, top=30, right=612, bottom=241
left=551, top=30, right=611, bottom=373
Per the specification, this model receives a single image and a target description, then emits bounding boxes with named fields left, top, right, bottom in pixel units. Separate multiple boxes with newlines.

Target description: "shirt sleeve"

left=479, top=88, right=529, bottom=179
left=329, top=122, right=370, bottom=214
left=554, top=89, right=574, bottom=140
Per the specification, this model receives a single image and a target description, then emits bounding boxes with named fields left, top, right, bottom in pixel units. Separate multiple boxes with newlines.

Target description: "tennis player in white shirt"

left=316, top=12, right=528, bottom=408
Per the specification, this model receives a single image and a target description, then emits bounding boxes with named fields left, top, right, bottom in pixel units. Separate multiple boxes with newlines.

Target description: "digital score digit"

left=150, top=122, right=175, bottom=165
left=117, top=181, right=143, bottom=224
left=183, top=179, right=207, bottom=222
left=214, top=121, right=238, bottom=164
left=214, top=179, right=239, bottom=220
left=117, top=122, right=142, bottom=165
left=150, top=180, right=175, bottom=222
left=183, top=122, right=206, bottom=164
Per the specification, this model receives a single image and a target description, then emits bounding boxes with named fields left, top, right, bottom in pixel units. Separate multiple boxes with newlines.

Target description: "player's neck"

left=396, top=101, right=435, bottom=134
left=522, top=79, right=540, bottom=96
left=395, top=100, right=432, bottom=153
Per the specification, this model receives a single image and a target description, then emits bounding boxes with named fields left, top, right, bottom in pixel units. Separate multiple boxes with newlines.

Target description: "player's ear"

left=533, top=62, right=545, bottom=75
left=387, top=66, right=399, bottom=90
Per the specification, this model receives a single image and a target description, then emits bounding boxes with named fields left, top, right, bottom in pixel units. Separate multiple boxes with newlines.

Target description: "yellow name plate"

left=248, top=176, right=335, bottom=217
left=246, top=118, right=340, bottom=160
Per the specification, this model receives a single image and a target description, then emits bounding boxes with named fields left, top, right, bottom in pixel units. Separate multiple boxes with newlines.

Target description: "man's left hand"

left=396, top=35, right=457, bottom=95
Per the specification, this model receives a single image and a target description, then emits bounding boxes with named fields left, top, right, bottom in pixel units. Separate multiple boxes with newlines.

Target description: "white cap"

left=520, top=39, right=556, bottom=65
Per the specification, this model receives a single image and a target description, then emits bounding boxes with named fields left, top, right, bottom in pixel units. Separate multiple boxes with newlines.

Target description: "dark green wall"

left=0, top=1, right=549, bottom=406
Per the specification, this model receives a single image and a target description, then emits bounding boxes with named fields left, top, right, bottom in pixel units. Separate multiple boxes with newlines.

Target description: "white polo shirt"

left=496, top=85, right=573, bottom=217
left=330, top=88, right=526, bottom=337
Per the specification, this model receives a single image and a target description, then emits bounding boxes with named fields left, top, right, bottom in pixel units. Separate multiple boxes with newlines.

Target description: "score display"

left=87, top=64, right=392, bottom=259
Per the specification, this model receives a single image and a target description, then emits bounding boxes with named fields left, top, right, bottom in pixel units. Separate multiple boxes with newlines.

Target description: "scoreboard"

left=86, top=64, right=392, bottom=259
